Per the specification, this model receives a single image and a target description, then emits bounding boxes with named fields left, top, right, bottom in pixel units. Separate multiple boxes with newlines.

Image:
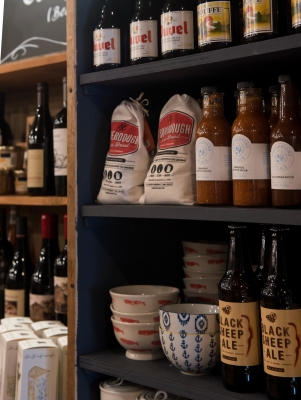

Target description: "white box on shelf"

left=15, top=339, right=59, bottom=400
left=31, top=320, right=64, bottom=337
left=0, top=330, right=38, bottom=400
left=57, top=336, right=67, bottom=400
left=0, top=323, right=33, bottom=334
left=1, top=317, right=33, bottom=325
left=43, top=327, right=68, bottom=344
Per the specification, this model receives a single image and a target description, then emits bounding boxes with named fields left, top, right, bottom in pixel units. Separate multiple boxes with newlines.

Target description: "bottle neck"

left=238, top=88, right=262, bottom=116
left=63, top=80, right=67, bottom=109
left=268, top=231, right=288, bottom=279
left=15, top=234, right=30, bottom=255
left=37, top=88, right=49, bottom=108
left=202, top=93, right=224, bottom=118
left=270, top=93, right=279, bottom=115
left=227, top=229, right=253, bottom=273
left=279, top=82, right=301, bottom=123
left=0, top=214, right=7, bottom=241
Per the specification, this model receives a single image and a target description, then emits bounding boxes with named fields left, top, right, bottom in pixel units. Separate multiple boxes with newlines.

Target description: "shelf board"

left=0, top=52, right=67, bottom=92
left=80, top=34, right=301, bottom=90
left=0, top=196, right=67, bottom=206
left=81, top=205, right=301, bottom=226
left=79, top=349, right=266, bottom=400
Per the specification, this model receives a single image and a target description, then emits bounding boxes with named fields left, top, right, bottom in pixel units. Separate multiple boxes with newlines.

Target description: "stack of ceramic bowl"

left=110, top=285, right=180, bottom=361
left=159, top=303, right=220, bottom=375
left=99, top=378, right=148, bottom=400
left=137, top=390, right=187, bottom=400
left=181, top=240, right=228, bottom=305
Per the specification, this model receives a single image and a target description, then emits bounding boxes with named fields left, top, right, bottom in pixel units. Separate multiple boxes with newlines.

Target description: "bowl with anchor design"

left=159, top=304, right=219, bottom=334
left=159, top=326, right=220, bottom=375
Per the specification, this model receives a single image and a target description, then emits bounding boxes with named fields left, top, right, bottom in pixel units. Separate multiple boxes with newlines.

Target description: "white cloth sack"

left=141, top=94, right=202, bottom=205
left=97, top=99, right=150, bottom=204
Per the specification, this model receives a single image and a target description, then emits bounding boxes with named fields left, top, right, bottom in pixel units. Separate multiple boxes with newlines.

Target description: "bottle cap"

left=278, top=75, right=294, bottom=83
left=16, top=217, right=27, bottom=236
left=37, top=82, right=48, bottom=91
left=237, top=82, right=257, bottom=89
left=41, top=213, right=56, bottom=240
left=62, top=77, right=67, bottom=83
left=64, top=214, right=68, bottom=240
left=269, top=85, right=280, bottom=94
left=201, top=86, right=223, bottom=95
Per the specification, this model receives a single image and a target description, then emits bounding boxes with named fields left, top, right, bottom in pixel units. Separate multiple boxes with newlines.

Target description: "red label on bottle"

left=161, top=20, right=189, bottom=37
left=109, top=121, right=139, bottom=155
left=94, top=38, right=116, bottom=51
left=158, top=111, right=194, bottom=150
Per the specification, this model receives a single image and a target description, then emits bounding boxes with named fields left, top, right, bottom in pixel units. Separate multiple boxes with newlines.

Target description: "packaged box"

left=0, top=323, right=33, bottom=334
left=43, top=327, right=68, bottom=344
left=57, top=336, right=67, bottom=400
left=15, top=339, right=59, bottom=400
left=1, top=317, right=33, bottom=325
left=0, top=330, right=38, bottom=400
left=31, top=320, right=64, bottom=337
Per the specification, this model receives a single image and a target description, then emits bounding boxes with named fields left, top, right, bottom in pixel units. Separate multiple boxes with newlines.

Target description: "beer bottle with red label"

left=161, top=0, right=196, bottom=59
left=218, top=225, right=264, bottom=393
left=94, top=0, right=122, bottom=71
left=130, top=0, right=159, bottom=65
left=261, top=227, right=301, bottom=399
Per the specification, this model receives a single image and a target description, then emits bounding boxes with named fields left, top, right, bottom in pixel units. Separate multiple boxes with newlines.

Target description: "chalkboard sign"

left=1, top=0, right=66, bottom=64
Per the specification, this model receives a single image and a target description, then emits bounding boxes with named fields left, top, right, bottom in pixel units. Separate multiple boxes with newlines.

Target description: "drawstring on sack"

left=129, top=92, right=149, bottom=116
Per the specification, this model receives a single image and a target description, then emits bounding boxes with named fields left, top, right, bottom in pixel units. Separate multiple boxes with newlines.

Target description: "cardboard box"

left=0, top=323, right=33, bottom=334
left=43, top=327, right=68, bottom=344
left=0, top=330, right=38, bottom=400
left=1, top=317, right=33, bottom=325
left=15, top=339, right=59, bottom=400
left=31, top=321, right=64, bottom=337
left=57, top=336, right=67, bottom=400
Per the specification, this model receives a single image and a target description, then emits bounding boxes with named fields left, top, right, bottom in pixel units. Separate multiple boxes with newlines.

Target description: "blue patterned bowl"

left=159, top=326, right=220, bottom=375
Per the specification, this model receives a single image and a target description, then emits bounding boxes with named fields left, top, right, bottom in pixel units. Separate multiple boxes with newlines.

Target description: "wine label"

left=271, top=142, right=301, bottom=190
left=14, top=174, right=27, bottom=194
left=54, top=276, right=68, bottom=314
left=197, top=1, right=232, bottom=46
left=196, top=138, right=231, bottom=181
left=232, top=134, right=270, bottom=180
left=29, top=294, right=54, bottom=322
left=93, top=28, right=121, bottom=66
left=0, top=151, right=17, bottom=169
left=261, top=306, right=301, bottom=377
left=161, top=11, right=194, bottom=54
left=4, top=289, right=25, bottom=317
left=53, top=128, right=67, bottom=177
left=130, top=20, right=158, bottom=60
left=243, top=0, right=273, bottom=38
left=292, top=0, right=301, bottom=28
left=219, top=300, right=262, bottom=366
left=27, top=149, right=44, bottom=188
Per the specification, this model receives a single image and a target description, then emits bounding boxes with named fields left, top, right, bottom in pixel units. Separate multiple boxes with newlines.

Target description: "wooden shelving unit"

left=0, top=196, right=67, bottom=206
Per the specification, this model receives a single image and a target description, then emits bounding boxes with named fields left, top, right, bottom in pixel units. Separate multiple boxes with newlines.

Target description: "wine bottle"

left=27, top=82, right=55, bottom=196
left=7, top=206, right=17, bottom=248
left=53, top=77, right=67, bottom=197
left=54, top=214, right=68, bottom=326
left=0, top=208, right=14, bottom=319
left=0, top=92, right=13, bottom=146
left=5, top=217, right=34, bottom=317
left=29, top=214, right=57, bottom=322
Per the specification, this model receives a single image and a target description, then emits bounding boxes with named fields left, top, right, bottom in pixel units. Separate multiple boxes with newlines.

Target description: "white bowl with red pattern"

left=111, top=316, right=164, bottom=361
left=109, top=285, right=180, bottom=313
left=183, top=289, right=218, bottom=305
left=182, top=241, right=228, bottom=256
left=183, top=277, right=220, bottom=292
left=183, top=254, right=227, bottom=270
left=183, top=267, right=224, bottom=279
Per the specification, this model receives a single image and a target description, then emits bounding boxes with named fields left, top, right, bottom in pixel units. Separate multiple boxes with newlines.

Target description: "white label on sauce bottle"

left=271, top=141, right=301, bottom=190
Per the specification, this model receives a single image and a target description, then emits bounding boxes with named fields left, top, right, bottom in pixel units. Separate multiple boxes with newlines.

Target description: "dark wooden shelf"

left=79, top=349, right=266, bottom=400
left=81, top=205, right=301, bottom=226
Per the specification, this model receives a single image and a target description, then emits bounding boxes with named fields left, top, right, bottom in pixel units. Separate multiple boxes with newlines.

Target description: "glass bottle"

left=262, top=91, right=269, bottom=119
left=130, top=0, right=159, bottom=65
left=254, top=224, right=270, bottom=288
left=218, top=225, right=263, bottom=393
left=261, top=227, right=301, bottom=399
left=197, top=0, right=236, bottom=52
left=54, top=214, right=68, bottom=326
left=0, top=93, right=13, bottom=146
left=268, top=85, right=280, bottom=131
left=196, top=86, right=232, bottom=205
left=242, top=0, right=279, bottom=43
left=161, top=0, right=195, bottom=59
left=232, top=82, right=271, bottom=207
left=270, top=75, right=301, bottom=207
left=94, top=0, right=122, bottom=71
left=292, top=0, right=301, bottom=34
left=5, top=217, right=34, bottom=317
left=7, top=206, right=17, bottom=248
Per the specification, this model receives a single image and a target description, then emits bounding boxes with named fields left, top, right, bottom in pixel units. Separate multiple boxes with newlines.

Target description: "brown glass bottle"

left=197, top=0, right=236, bottom=52
left=219, top=225, right=263, bottom=393
left=196, top=87, right=232, bottom=205
left=242, top=0, right=279, bottom=43
left=268, top=85, right=280, bottom=131
left=270, top=75, right=301, bottom=208
left=161, top=0, right=195, bottom=59
left=254, top=225, right=270, bottom=288
left=232, top=82, right=271, bottom=207
left=261, top=227, right=301, bottom=400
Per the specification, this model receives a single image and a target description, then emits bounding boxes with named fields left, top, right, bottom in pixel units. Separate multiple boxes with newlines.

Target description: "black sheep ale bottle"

left=130, top=0, right=159, bottom=65
left=5, top=217, right=34, bottom=317
left=54, top=214, right=68, bottom=326
left=218, top=225, right=263, bottom=392
left=27, top=82, right=55, bottom=196
left=161, top=0, right=195, bottom=59
left=53, top=77, right=67, bottom=196
left=261, top=227, right=301, bottom=399
left=29, top=214, right=57, bottom=322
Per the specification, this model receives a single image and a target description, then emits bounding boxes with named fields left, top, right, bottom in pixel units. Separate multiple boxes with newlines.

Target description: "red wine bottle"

left=0, top=93, right=13, bottom=146
left=29, top=214, right=57, bottom=322
left=54, top=214, right=68, bottom=326
left=53, top=77, right=67, bottom=197
left=27, top=82, right=55, bottom=196
left=5, top=217, right=34, bottom=317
